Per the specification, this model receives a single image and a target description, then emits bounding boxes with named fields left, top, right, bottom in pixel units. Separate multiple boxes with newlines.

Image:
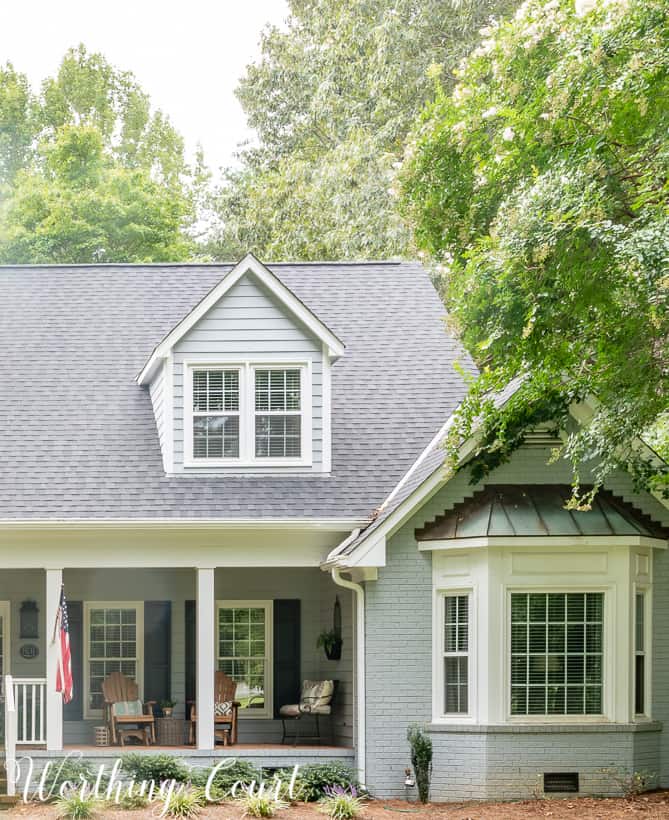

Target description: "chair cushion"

left=300, top=679, right=334, bottom=709
left=215, top=700, right=233, bottom=716
left=112, top=699, right=144, bottom=717
left=279, top=703, right=301, bottom=717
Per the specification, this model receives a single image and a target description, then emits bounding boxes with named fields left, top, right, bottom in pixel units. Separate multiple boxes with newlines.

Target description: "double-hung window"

left=85, top=603, right=142, bottom=717
left=510, top=592, right=603, bottom=717
left=217, top=601, right=272, bottom=718
left=185, top=363, right=309, bottom=465
left=254, top=368, right=301, bottom=458
left=192, top=369, right=240, bottom=459
left=442, top=593, right=470, bottom=715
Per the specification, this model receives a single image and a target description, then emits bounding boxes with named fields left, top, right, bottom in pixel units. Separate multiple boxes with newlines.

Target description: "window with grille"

left=192, top=369, right=240, bottom=459
left=87, top=606, right=139, bottom=714
left=254, top=369, right=302, bottom=458
left=443, top=594, right=470, bottom=714
left=217, top=602, right=271, bottom=717
left=635, top=592, right=646, bottom=716
left=510, top=592, right=603, bottom=716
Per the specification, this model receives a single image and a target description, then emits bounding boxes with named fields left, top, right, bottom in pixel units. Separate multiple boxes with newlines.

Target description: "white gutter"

left=331, top=567, right=366, bottom=786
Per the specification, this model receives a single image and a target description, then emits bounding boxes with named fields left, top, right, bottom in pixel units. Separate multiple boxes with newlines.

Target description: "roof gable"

left=137, top=253, right=345, bottom=385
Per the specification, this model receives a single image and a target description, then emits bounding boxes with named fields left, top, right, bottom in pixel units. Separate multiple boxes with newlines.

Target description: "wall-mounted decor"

left=19, top=599, right=39, bottom=639
left=19, top=643, right=39, bottom=660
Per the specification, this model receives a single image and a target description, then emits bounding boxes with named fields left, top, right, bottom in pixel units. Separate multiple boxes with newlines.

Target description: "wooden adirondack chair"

left=188, top=671, right=239, bottom=745
left=101, top=671, right=156, bottom=746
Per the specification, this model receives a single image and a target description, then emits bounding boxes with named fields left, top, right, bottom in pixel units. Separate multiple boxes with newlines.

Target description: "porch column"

left=196, top=567, right=216, bottom=750
left=45, top=568, right=63, bottom=751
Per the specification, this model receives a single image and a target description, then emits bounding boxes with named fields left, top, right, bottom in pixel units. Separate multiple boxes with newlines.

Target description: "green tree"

left=0, top=45, right=198, bottom=263
left=208, top=0, right=518, bottom=260
left=401, top=0, right=669, bottom=501
left=0, top=125, right=192, bottom=263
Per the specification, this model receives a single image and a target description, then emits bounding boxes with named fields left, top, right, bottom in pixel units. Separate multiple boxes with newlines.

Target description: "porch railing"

left=4, top=674, right=17, bottom=796
left=13, top=677, right=46, bottom=745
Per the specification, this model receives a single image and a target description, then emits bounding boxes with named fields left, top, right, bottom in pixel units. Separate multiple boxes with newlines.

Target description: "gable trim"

left=137, top=253, right=346, bottom=386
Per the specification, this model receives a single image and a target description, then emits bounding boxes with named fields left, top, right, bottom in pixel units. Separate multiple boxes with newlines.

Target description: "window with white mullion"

left=192, top=369, right=240, bottom=459
left=254, top=368, right=302, bottom=458
left=443, top=594, right=470, bottom=715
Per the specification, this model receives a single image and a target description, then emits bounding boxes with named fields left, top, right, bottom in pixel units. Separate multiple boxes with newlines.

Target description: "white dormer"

left=138, top=254, right=344, bottom=474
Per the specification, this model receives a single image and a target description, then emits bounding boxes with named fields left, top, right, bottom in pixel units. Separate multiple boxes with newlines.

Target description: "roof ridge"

left=0, top=260, right=415, bottom=270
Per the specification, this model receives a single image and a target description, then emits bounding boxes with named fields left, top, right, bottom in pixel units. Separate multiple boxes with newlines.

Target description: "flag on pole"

left=54, top=585, right=73, bottom=704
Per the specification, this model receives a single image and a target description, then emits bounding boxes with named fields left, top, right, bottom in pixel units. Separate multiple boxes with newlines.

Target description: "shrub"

left=117, top=791, right=150, bottom=809
left=318, top=785, right=364, bottom=820
left=41, top=759, right=100, bottom=801
left=166, top=786, right=205, bottom=818
left=121, top=753, right=189, bottom=784
left=242, top=793, right=288, bottom=817
left=407, top=724, right=432, bottom=804
left=189, top=760, right=262, bottom=795
left=54, top=793, right=103, bottom=819
left=292, top=762, right=360, bottom=802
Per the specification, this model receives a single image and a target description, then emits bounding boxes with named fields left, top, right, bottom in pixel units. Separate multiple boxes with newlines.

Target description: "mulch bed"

left=5, top=792, right=669, bottom=819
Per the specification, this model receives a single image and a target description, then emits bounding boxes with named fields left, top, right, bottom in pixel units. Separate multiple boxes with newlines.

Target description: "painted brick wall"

left=363, top=445, right=669, bottom=800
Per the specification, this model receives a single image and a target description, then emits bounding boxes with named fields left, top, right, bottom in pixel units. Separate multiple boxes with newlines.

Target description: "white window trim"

left=183, top=359, right=312, bottom=468
left=216, top=599, right=273, bottom=720
left=433, top=588, right=476, bottom=723
left=503, top=585, right=613, bottom=724
left=83, top=602, right=144, bottom=721
left=633, top=584, right=652, bottom=721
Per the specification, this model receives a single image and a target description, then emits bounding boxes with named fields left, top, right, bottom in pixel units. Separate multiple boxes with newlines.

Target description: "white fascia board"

left=418, top=535, right=668, bottom=551
left=0, top=518, right=366, bottom=531
left=137, top=253, right=345, bottom=385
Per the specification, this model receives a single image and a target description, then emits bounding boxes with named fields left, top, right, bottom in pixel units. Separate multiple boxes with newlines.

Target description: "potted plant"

left=317, top=629, right=342, bottom=661
left=159, top=699, right=176, bottom=717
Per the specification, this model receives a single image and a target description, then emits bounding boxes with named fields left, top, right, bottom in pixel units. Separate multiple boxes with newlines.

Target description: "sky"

left=0, top=0, right=289, bottom=172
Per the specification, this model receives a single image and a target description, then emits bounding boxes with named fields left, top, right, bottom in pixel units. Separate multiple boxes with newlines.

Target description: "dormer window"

left=192, top=369, right=241, bottom=459
left=183, top=361, right=312, bottom=467
left=255, top=369, right=301, bottom=458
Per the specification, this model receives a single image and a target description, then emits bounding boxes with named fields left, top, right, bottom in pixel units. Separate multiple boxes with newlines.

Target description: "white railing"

left=13, top=677, right=46, bottom=745
left=4, top=674, right=17, bottom=796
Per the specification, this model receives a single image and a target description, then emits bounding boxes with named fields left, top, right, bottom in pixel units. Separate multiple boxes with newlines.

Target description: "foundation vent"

left=543, top=772, right=579, bottom=793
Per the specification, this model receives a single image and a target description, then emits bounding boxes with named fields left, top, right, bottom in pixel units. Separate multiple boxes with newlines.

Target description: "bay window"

left=510, top=592, right=603, bottom=717
left=635, top=591, right=647, bottom=716
left=443, top=593, right=470, bottom=715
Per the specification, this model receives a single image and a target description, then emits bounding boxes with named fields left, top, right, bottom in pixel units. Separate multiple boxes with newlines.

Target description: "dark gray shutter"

left=185, top=600, right=196, bottom=705
left=273, top=599, right=301, bottom=718
left=144, top=602, right=171, bottom=709
left=63, top=601, right=83, bottom=720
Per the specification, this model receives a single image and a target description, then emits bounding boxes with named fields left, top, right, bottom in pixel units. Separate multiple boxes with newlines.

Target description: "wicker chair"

left=101, top=671, right=156, bottom=746
left=188, top=671, right=240, bottom=745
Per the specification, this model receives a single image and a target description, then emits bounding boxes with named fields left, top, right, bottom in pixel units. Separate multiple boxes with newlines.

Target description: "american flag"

left=55, top=585, right=73, bottom=704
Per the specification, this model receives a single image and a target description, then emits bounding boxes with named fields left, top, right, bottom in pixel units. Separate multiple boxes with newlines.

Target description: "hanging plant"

left=317, top=629, right=342, bottom=661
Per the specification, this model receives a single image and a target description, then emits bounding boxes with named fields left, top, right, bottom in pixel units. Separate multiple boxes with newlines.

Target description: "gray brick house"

left=0, top=253, right=667, bottom=800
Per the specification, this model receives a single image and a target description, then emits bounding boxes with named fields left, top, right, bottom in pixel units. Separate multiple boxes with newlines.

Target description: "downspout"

left=331, top=567, right=366, bottom=786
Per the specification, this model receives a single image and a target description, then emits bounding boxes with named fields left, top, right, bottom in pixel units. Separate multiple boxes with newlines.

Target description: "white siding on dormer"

left=172, top=273, right=324, bottom=473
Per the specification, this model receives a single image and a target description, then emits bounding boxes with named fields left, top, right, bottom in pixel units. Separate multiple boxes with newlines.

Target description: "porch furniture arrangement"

left=280, top=679, right=336, bottom=745
left=155, top=716, right=189, bottom=746
left=188, top=671, right=240, bottom=746
left=101, top=672, right=156, bottom=746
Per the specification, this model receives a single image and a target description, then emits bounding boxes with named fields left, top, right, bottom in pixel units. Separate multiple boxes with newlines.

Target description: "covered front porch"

left=0, top=562, right=356, bottom=760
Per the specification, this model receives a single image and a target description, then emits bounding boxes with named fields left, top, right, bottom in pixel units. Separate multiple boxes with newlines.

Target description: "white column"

left=196, top=567, right=216, bottom=750
left=45, top=568, right=63, bottom=751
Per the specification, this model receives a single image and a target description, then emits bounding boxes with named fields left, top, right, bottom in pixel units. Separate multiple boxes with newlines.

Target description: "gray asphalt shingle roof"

left=0, top=261, right=474, bottom=520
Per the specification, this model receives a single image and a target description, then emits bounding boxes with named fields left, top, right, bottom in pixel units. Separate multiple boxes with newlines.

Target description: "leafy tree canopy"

left=208, top=0, right=517, bottom=260
left=0, top=45, right=198, bottom=263
left=401, top=0, right=669, bottom=503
